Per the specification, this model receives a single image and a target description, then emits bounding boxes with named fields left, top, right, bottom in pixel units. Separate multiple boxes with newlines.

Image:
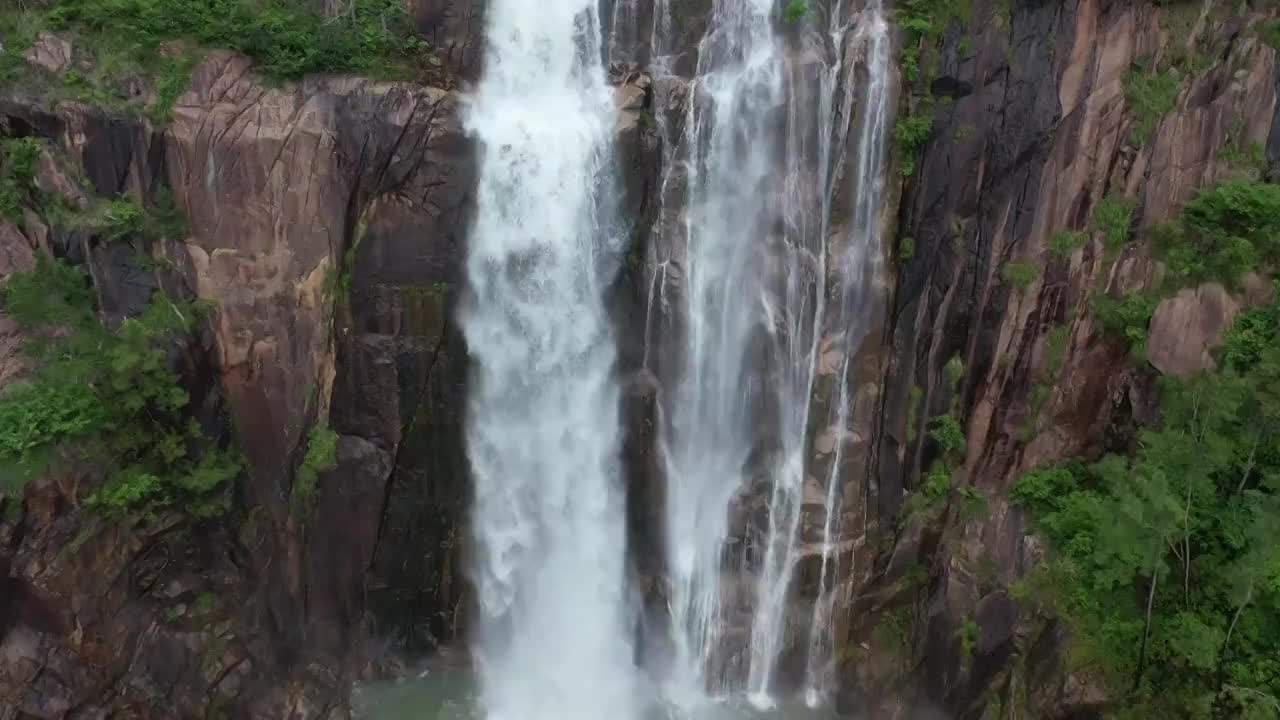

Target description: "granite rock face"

left=0, top=27, right=662, bottom=714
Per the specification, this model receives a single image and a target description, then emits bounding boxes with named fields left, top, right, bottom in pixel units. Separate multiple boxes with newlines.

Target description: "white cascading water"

left=802, top=1, right=892, bottom=707
left=461, top=2, right=638, bottom=719
left=650, top=0, right=896, bottom=709
left=746, top=0, right=854, bottom=704
left=658, top=0, right=785, bottom=703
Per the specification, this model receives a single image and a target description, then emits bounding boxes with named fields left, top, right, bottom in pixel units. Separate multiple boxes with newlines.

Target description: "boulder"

left=1147, top=282, right=1240, bottom=378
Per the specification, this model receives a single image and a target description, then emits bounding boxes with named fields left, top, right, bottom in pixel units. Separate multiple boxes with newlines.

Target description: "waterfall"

left=646, top=0, right=895, bottom=708
left=461, top=2, right=637, bottom=719
left=656, top=0, right=785, bottom=703
left=801, top=2, right=892, bottom=706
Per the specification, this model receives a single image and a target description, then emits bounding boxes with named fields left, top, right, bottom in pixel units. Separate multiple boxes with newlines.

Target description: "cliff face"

left=1, top=0, right=1278, bottom=718
left=862, top=1, right=1279, bottom=717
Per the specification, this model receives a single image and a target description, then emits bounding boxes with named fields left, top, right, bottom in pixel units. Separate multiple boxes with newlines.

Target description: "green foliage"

left=906, top=412, right=970, bottom=517
left=894, top=113, right=933, bottom=177
left=958, top=617, right=979, bottom=671
left=876, top=605, right=916, bottom=662
left=292, top=425, right=338, bottom=521
left=892, top=0, right=969, bottom=177
left=1093, top=291, right=1158, bottom=358
left=0, top=137, right=43, bottom=222
left=899, top=235, right=916, bottom=261
left=1019, top=325, right=1072, bottom=439
left=1, top=0, right=432, bottom=120
left=1224, top=285, right=1280, bottom=368
left=1013, top=295, right=1280, bottom=716
left=929, top=414, right=965, bottom=454
left=1090, top=193, right=1136, bottom=255
left=1220, top=141, right=1267, bottom=180
left=1156, top=180, right=1280, bottom=288
left=1043, top=324, right=1071, bottom=377
left=146, top=53, right=200, bottom=125
left=906, top=383, right=923, bottom=444
left=783, top=0, right=808, bottom=24
left=43, top=0, right=427, bottom=81
left=2, top=252, right=96, bottom=328
left=1049, top=229, right=1086, bottom=258
left=1260, top=19, right=1280, bottom=50
left=1124, top=65, right=1181, bottom=146
left=943, top=355, right=964, bottom=390
left=957, top=484, right=988, bottom=519
left=0, top=255, right=238, bottom=518
left=1002, top=259, right=1039, bottom=290
left=71, top=194, right=185, bottom=241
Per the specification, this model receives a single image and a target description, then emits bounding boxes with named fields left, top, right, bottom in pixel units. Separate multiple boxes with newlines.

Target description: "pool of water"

left=352, top=666, right=845, bottom=720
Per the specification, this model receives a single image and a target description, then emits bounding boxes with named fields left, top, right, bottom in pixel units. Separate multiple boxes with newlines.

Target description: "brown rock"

left=0, top=222, right=35, bottom=389
left=1147, top=283, right=1240, bottom=378
left=22, top=32, right=73, bottom=74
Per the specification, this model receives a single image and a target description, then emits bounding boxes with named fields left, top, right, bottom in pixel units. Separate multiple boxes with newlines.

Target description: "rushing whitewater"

left=461, top=2, right=636, bottom=719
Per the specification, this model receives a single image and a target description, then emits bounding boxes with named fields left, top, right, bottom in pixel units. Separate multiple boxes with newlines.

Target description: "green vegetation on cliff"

left=1, top=0, right=430, bottom=122
left=1014, top=177, right=1280, bottom=717
left=292, top=424, right=338, bottom=522
left=0, top=254, right=239, bottom=517
left=1013, top=299, right=1280, bottom=716
left=0, top=135, right=237, bottom=515
left=1091, top=179, right=1280, bottom=360
left=892, top=0, right=970, bottom=177
left=1155, top=180, right=1280, bottom=289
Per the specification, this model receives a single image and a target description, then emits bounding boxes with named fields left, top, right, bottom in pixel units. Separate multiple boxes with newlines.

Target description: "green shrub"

left=1260, top=19, right=1280, bottom=49
left=1223, top=285, right=1279, bottom=369
left=1011, top=313, right=1280, bottom=715
left=944, top=355, right=964, bottom=389
left=0, top=255, right=238, bottom=517
left=905, top=383, right=923, bottom=443
left=1093, top=291, right=1158, bottom=357
left=1220, top=141, right=1266, bottom=179
left=783, top=0, right=808, bottom=23
left=1043, top=324, right=1071, bottom=377
left=1124, top=66, right=1180, bottom=146
left=1002, top=259, right=1039, bottom=289
left=44, top=0, right=426, bottom=81
left=1090, top=193, right=1136, bottom=254
left=899, top=236, right=916, bottom=261
left=1157, top=180, right=1280, bottom=288
left=292, top=425, right=338, bottom=520
left=1, top=0, right=431, bottom=121
left=958, top=617, right=979, bottom=670
left=929, top=414, right=965, bottom=454
left=0, top=137, right=43, bottom=222
left=1010, top=463, right=1083, bottom=515
left=895, top=113, right=933, bottom=177
left=1049, top=229, right=1086, bottom=258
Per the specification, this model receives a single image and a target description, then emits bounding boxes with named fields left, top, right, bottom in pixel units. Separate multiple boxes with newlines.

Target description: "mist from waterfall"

left=460, top=2, right=637, bottom=719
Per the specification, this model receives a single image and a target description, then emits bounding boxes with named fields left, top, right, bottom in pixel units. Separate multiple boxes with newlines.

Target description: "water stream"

left=446, top=0, right=894, bottom=717
left=460, top=1, right=638, bottom=719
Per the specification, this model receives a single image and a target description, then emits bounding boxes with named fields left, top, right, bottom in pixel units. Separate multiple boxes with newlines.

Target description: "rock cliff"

left=2, top=0, right=1278, bottom=718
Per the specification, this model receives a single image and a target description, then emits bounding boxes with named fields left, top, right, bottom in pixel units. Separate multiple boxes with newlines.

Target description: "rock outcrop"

left=0, top=19, right=661, bottom=713
left=853, top=1, right=1280, bottom=717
